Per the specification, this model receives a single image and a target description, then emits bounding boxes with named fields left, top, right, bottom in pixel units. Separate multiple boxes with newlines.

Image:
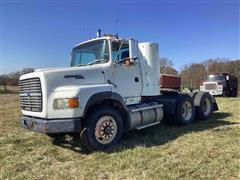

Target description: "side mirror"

left=129, top=39, right=138, bottom=60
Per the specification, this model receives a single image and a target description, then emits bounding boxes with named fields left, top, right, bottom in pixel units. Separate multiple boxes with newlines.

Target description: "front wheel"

left=80, top=106, right=123, bottom=151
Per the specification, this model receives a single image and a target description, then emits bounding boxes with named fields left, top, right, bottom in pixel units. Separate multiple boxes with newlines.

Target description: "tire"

left=231, top=89, right=234, bottom=97
left=194, top=92, right=213, bottom=120
left=232, top=88, right=238, bottom=97
left=235, top=88, right=238, bottom=97
left=80, top=105, right=123, bottom=151
left=222, top=88, right=226, bottom=97
left=168, top=94, right=195, bottom=125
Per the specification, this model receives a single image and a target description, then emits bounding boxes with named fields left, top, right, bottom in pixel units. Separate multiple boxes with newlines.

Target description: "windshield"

left=206, top=75, right=224, bottom=81
left=71, top=40, right=109, bottom=66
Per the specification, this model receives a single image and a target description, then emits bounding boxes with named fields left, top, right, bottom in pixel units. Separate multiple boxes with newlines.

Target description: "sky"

left=1, top=0, right=239, bottom=74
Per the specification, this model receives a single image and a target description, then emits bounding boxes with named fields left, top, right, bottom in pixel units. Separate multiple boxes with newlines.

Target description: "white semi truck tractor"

left=19, top=34, right=218, bottom=151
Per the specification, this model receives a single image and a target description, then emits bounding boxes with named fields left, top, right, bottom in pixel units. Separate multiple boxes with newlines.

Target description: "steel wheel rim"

left=181, top=101, right=192, bottom=121
left=203, top=98, right=211, bottom=116
left=95, top=116, right=117, bottom=144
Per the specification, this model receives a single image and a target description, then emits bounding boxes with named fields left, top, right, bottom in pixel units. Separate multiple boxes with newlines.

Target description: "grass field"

left=0, top=94, right=239, bottom=179
left=0, top=86, right=19, bottom=94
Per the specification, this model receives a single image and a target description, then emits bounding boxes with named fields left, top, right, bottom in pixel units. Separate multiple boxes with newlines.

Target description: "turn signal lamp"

left=53, top=98, right=79, bottom=109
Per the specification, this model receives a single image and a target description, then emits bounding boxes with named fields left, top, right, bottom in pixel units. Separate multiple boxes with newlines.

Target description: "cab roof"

left=73, top=35, right=129, bottom=49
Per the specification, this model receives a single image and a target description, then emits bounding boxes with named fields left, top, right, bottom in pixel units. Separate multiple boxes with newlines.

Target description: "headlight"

left=53, top=98, right=79, bottom=109
left=218, top=85, right=223, bottom=90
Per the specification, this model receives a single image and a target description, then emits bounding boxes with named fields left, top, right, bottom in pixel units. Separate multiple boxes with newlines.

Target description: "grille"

left=204, top=83, right=217, bottom=90
left=19, top=78, right=42, bottom=112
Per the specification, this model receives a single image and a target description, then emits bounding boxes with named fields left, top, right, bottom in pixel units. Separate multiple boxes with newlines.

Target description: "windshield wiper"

left=87, top=59, right=108, bottom=65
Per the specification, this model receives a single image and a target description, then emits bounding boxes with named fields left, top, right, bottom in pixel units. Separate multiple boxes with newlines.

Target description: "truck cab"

left=200, top=74, right=238, bottom=97
left=20, top=34, right=218, bottom=151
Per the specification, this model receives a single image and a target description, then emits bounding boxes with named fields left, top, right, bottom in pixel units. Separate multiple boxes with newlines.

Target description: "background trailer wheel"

left=80, top=106, right=123, bottom=151
left=193, top=92, right=213, bottom=120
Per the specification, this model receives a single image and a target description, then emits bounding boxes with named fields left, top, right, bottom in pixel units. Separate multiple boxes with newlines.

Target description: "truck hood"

left=35, top=67, right=66, bottom=72
left=20, top=66, right=107, bottom=92
left=203, top=81, right=218, bottom=84
left=203, top=81, right=223, bottom=85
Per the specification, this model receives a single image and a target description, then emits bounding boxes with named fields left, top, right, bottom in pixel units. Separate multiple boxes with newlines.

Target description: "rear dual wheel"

left=176, top=94, right=196, bottom=125
left=170, top=92, right=213, bottom=124
left=164, top=94, right=196, bottom=125
left=194, top=92, right=213, bottom=120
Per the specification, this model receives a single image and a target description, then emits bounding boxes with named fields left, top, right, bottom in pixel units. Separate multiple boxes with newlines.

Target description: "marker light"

left=53, top=98, right=79, bottom=109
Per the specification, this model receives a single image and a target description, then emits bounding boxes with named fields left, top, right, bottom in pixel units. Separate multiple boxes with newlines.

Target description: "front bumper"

left=205, top=89, right=223, bottom=96
left=21, top=116, right=81, bottom=134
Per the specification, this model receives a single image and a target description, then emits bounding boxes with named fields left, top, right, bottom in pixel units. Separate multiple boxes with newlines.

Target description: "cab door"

left=111, top=42, right=142, bottom=101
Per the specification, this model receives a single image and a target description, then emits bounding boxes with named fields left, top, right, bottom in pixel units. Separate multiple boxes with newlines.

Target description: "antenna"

left=97, top=29, right=101, bottom=38
left=82, top=9, right=87, bottom=39
left=115, top=7, right=119, bottom=37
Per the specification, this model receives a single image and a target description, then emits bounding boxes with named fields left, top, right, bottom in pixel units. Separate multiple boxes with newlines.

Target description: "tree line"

left=0, top=68, right=34, bottom=90
left=160, top=58, right=240, bottom=90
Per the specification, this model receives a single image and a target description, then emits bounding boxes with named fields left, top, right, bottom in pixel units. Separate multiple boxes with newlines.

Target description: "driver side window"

left=112, top=42, right=129, bottom=62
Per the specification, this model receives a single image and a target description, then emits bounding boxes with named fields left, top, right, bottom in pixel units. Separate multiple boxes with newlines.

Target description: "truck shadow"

left=51, top=112, right=237, bottom=154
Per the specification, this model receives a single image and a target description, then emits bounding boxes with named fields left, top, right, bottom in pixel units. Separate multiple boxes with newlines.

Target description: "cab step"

left=135, top=121, right=160, bottom=130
